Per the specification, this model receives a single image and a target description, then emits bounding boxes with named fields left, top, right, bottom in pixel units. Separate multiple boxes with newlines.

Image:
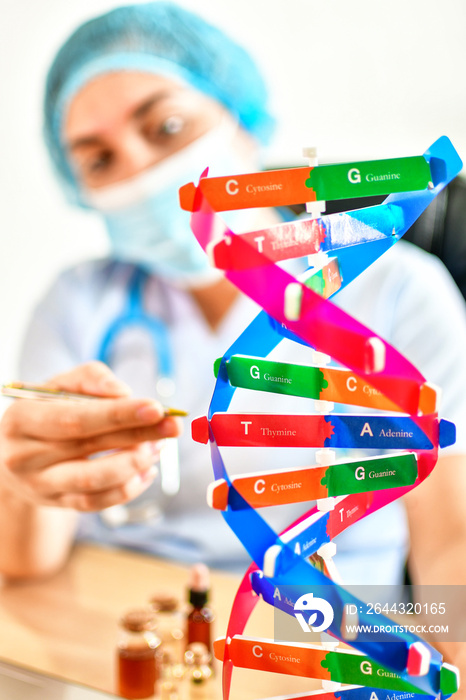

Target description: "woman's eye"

left=87, top=151, right=113, bottom=173
left=77, top=151, right=113, bottom=179
left=143, top=114, right=187, bottom=144
left=159, top=115, right=185, bottom=136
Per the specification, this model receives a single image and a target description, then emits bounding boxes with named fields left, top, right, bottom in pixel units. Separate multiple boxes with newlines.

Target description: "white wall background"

left=1, top=0, right=465, bottom=380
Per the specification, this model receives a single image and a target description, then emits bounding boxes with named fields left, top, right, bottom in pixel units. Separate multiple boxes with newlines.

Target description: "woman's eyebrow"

left=67, top=91, right=174, bottom=151
left=68, top=135, right=102, bottom=152
left=132, top=91, right=172, bottom=120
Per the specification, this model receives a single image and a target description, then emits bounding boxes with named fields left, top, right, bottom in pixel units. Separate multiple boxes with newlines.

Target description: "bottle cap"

left=150, top=592, right=179, bottom=613
left=188, top=563, right=210, bottom=608
left=120, top=608, right=158, bottom=633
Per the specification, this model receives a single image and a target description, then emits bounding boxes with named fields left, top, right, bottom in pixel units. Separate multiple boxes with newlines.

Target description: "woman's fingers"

left=0, top=363, right=180, bottom=510
left=28, top=442, right=157, bottom=498
left=2, top=395, right=181, bottom=443
left=57, top=470, right=158, bottom=512
left=46, top=361, right=132, bottom=398
left=2, top=418, right=179, bottom=475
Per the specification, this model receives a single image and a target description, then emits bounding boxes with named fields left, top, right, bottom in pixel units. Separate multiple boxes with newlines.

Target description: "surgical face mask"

left=83, top=118, right=258, bottom=288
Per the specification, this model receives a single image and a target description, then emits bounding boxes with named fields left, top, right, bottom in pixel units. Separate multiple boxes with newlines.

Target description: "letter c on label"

left=347, top=376, right=357, bottom=392
left=254, top=479, right=266, bottom=495
left=361, top=660, right=373, bottom=675
left=348, top=168, right=361, bottom=184
left=226, top=179, right=239, bottom=195
left=252, top=645, right=263, bottom=658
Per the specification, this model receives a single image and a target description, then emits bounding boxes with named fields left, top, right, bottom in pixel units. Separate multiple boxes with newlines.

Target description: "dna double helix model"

left=180, top=136, right=462, bottom=700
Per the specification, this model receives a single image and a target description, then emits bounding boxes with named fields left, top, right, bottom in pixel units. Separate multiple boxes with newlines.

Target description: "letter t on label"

left=241, top=421, right=252, bottom=435
left=254, top=236, right=265, bottom=253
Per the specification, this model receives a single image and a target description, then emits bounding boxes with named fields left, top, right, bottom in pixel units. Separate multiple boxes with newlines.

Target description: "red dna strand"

left=181, top=137, right=463, bottom=700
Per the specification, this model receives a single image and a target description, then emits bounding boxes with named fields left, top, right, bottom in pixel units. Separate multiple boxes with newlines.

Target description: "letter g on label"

left=226, top=179, right=239, bottom=195
left=355, top=466, right=365, bottom=481
left=250, top=365, right=260, bottom=380
left=361, top=660, right=373, bottom=675
left=348, top=168, right=361, bottom=184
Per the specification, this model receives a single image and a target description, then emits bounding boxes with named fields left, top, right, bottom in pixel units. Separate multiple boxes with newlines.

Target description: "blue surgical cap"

left=43, top=1, right=275, bottom=201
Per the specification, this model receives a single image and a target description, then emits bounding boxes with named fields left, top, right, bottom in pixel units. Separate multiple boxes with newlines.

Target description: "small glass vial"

left=149, top=593, right=184, bottom=663
left=159, top=650, right=184, bottom=700
left=186, top=564, right=214, bottom=657
left=117, top=608, right=161, bottom=699
left=184, top=643, right=213, bottom=699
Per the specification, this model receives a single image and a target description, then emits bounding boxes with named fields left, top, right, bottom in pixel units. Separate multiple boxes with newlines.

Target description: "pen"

left=1, top=382, right=188, bottom=418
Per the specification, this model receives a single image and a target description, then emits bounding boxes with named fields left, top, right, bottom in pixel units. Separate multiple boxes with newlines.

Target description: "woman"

left=0, top=1, right=282, bottom=577
left=1, top=1, right=466, bottom=617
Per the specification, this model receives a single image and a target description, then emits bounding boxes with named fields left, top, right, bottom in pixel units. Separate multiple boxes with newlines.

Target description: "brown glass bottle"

left=186, top=564, right=214, bottom=656
left=117, top=608, right=161, bottom=699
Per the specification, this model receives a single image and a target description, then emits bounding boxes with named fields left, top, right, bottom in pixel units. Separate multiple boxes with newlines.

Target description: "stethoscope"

left=97, top=266, right=175, bottom=399
left=96, top=267, right=180, bottom=526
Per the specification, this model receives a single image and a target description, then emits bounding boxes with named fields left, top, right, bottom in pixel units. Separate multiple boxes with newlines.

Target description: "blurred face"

left=64, top=72, right=234, bottom=189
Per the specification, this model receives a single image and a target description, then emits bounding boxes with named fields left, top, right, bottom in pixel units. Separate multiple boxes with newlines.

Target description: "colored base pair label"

left=214, top=355, right=438, bottom=414
left=179, top=156, right=431, bottom=213
left=256, top=688, right=434, bottom=700
left=208, top=453, right=418, bottom=510
left=270, top=492, right=373, bottom=559
left=214, top=636, right=455, bottom=694
left=192, top=413, right=454, bottom=449
left=305, top=157, right=432, bottom=201
left=207, top=205, right=403, bottom=271
left=303, top=257, right=342, bottom=298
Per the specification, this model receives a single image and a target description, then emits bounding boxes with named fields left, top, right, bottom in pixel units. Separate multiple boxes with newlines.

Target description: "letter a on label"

left=273, top=587, right=282, bottom=601
left=369, top=693, right=379, bottom=700
left=360, top=422, right=374, bottom=437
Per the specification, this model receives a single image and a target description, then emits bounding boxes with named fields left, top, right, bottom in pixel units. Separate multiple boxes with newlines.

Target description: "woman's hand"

left=0, top=361, right=182, bottom=512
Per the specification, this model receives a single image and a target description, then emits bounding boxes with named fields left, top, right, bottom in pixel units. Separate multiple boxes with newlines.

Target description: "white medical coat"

left=19, top=241, right=466, bottom=581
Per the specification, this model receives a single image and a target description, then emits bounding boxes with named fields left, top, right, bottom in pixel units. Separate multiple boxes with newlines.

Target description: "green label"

left=305, top=156, right=431, bottom=200
left=216, top=355, right=328, bottom=399
left=440, top=664, right=459, bottom=695
left=321, top=651, right=423, bottom=692
left=302, top=257, right=342, bottom=299
left=322, top=453, right=418, bottom=496
left=304, top=269, right=325, bottom=296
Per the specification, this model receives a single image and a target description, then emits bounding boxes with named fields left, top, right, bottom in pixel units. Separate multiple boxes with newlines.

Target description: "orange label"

left=217, top=635, right=330, bottom=679
left=180, top=167, right=316, bottom=212
left=321, top=368, right=401, bottom=412
left=230, top=466, right=327, bottom=508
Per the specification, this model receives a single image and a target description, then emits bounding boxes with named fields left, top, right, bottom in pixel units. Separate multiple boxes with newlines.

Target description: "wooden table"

left=0, top=543, right=319, bottom=698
